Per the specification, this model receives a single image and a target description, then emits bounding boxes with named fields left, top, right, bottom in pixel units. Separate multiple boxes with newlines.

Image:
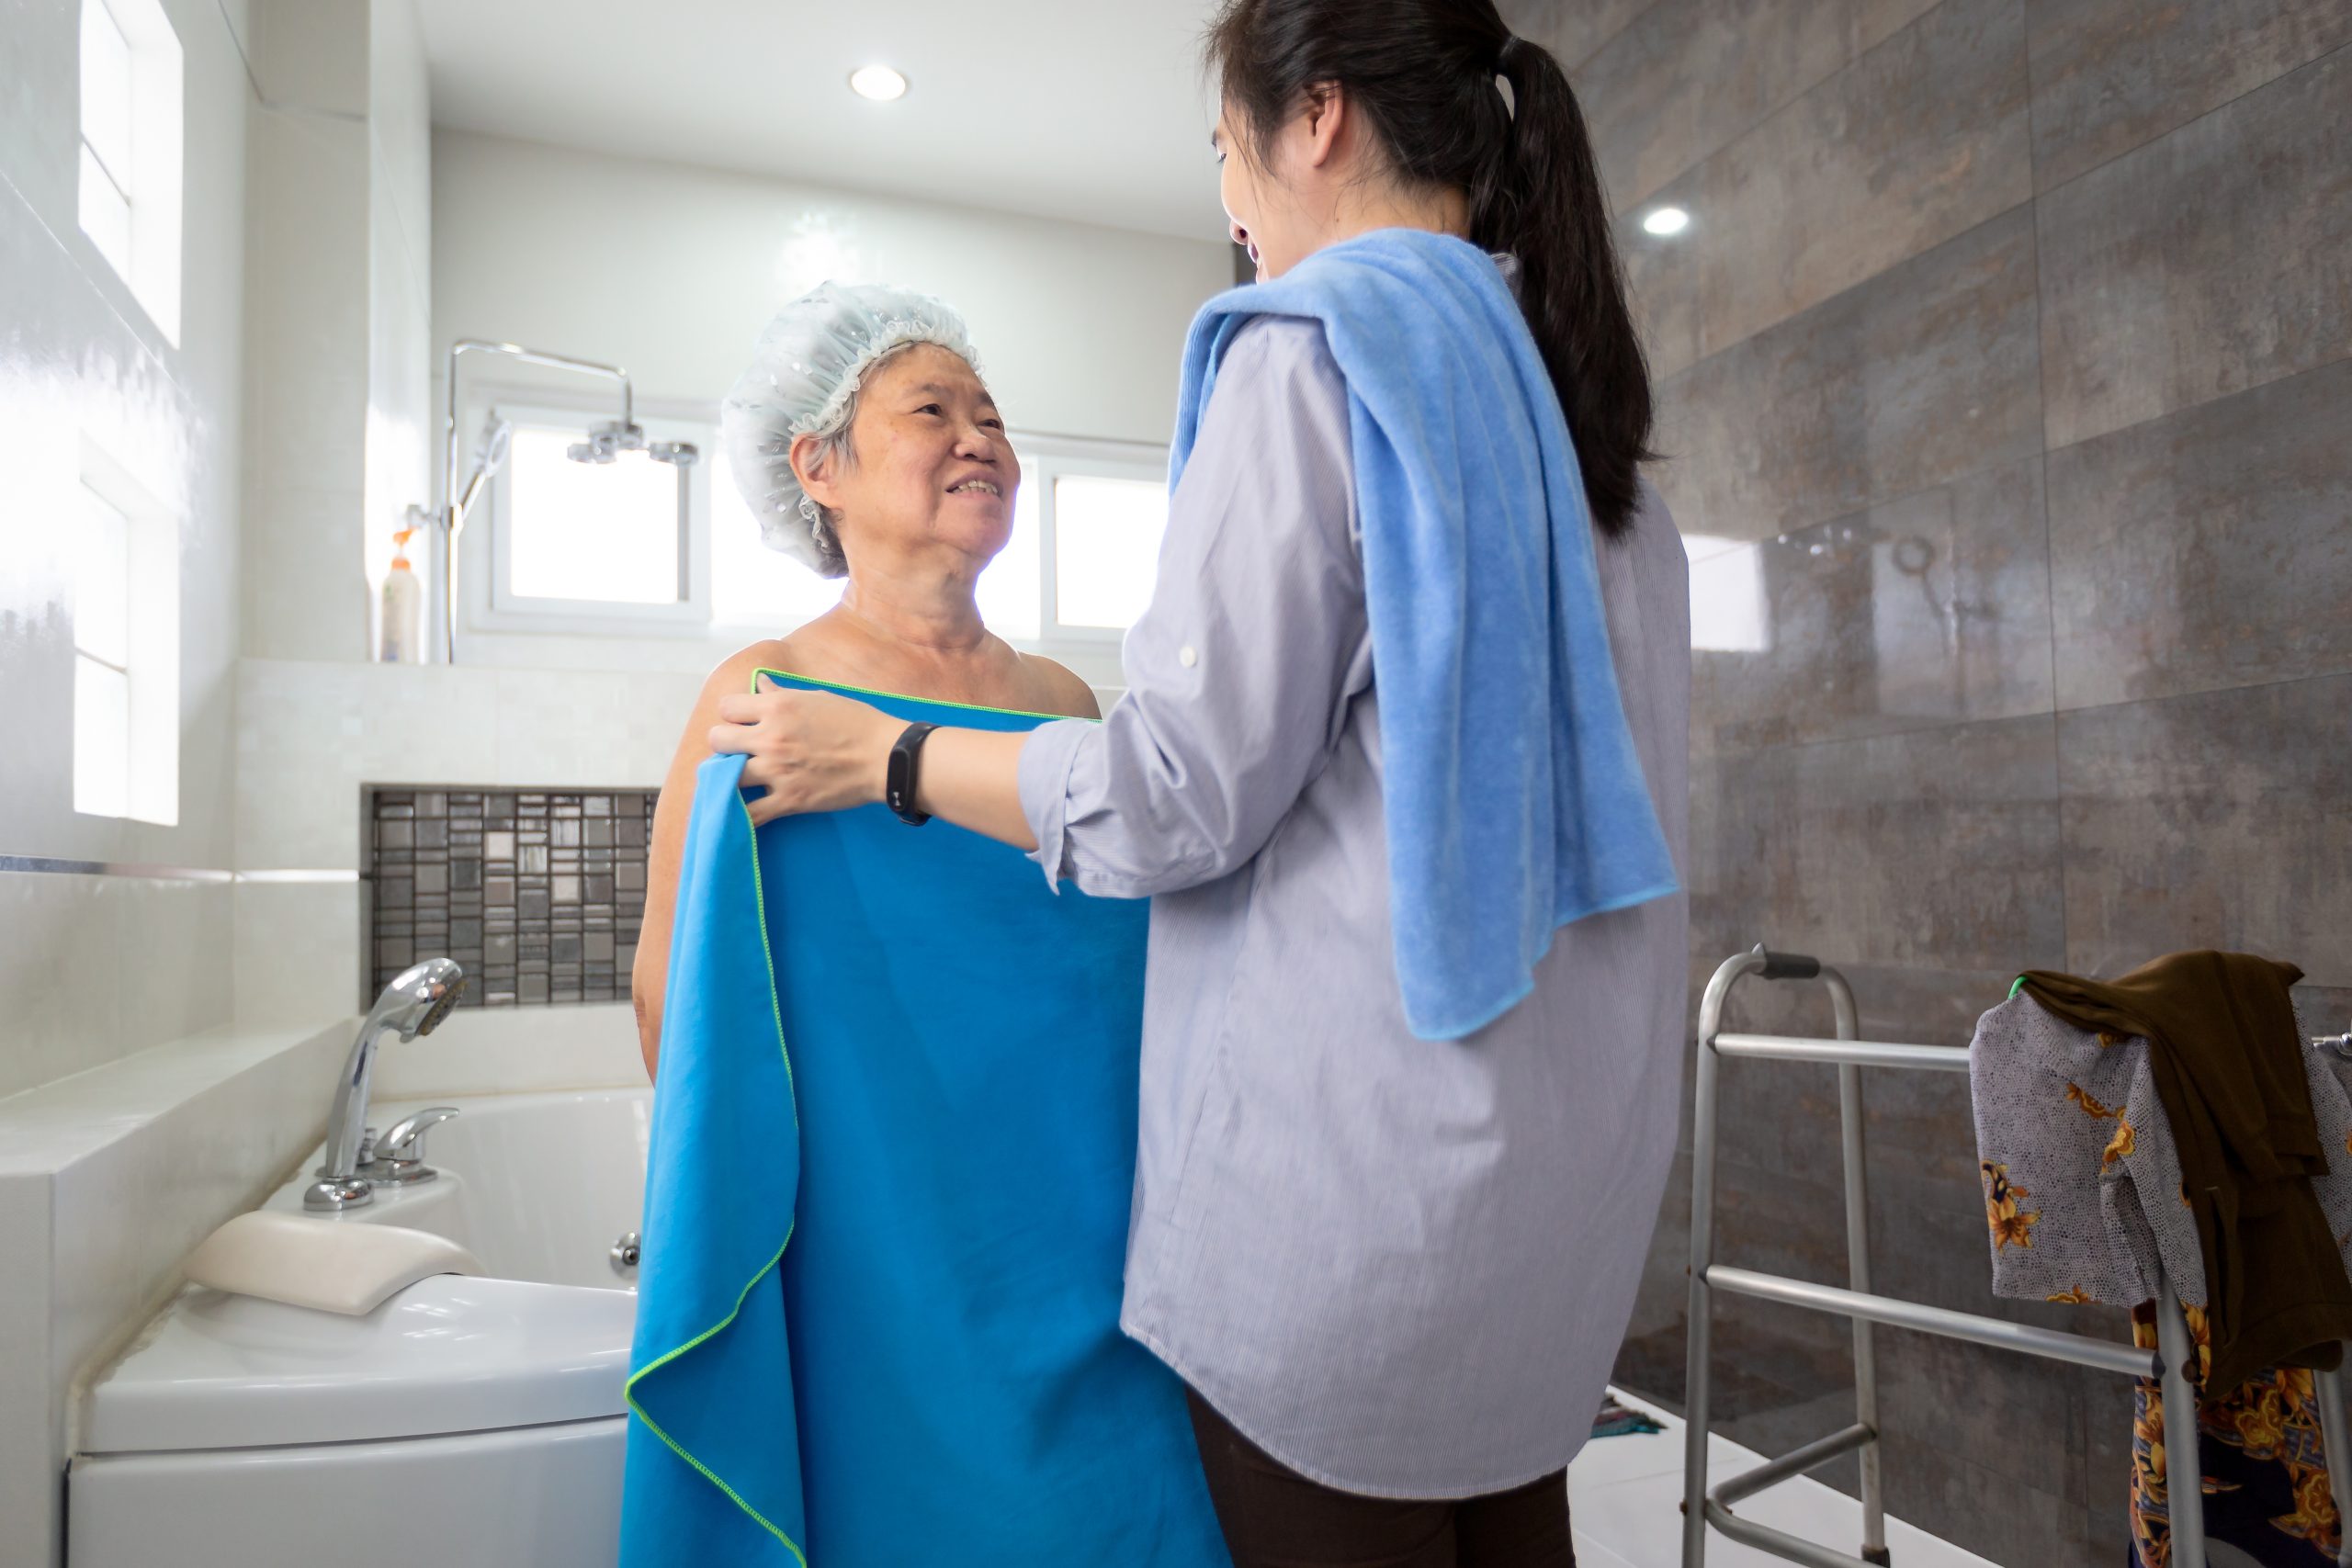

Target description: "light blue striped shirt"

left=1017, top=316, right=1692, bottom=1497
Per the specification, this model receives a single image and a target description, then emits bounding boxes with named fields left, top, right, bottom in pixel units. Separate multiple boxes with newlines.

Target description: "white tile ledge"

left=0, top=1018, right=353, bottom=1176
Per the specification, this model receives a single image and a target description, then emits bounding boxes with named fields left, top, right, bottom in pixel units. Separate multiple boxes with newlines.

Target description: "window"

left=74, top=438, right=179, bottom=823
left=479, top=404, right=708, bottom=634
left=505, top=427, right=684, bottom=605
left=73, top=488, right=131, bottom=818
left=469, top=406, right=1173, bottom=649
left=711, top=433, right=1172, bottom=647
left=76, top=0, right=182, bottom=342
left=77, top=0, right=132, bottom=279
left=709, top=443, right=846, bottom=630
left=1051, top=474, right=1169, bottom=630
left=1004, top=434, right=1172, bottom=647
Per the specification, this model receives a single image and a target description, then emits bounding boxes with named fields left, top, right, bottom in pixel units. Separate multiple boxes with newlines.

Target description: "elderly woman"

left=619, top=283, right=1227, bottom=1568
left=631, top=283, right=1096, bottom=1069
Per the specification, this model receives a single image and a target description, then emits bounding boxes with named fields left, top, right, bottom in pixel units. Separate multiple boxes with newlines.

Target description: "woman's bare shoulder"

left=1015, top=652, right=1102, bottom=719
left=695, top=637, right=804, bottom=704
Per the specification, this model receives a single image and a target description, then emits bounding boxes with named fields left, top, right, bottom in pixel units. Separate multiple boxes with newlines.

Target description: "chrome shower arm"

left=434, top=339, right=638, bottom=663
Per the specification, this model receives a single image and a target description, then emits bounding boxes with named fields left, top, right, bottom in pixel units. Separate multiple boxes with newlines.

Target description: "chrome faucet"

left=360, top=1106, right=462, bottom=1187
left=305, top=959, right=466, bottom=1212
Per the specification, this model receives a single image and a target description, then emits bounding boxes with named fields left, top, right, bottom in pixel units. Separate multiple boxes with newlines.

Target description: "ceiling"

left=413, top=0, right=1237, bottom=243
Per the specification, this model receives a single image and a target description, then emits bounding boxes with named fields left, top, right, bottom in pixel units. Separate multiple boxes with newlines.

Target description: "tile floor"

left=1568, top=1391, right=1995, bottom=1568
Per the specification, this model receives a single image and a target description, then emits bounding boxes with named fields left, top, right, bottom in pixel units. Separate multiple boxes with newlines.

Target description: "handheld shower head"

left=452, top=414, right=516, bottom=528
left=306, top=958, right=469, bottom=1210
left=378, top=956, right=467, bottom=1041
left=481, top=415, right=514, bottom=470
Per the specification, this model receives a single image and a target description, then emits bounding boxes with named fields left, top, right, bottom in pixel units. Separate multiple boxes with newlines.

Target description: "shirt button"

left=1179, top=645, right=1198, bottom=668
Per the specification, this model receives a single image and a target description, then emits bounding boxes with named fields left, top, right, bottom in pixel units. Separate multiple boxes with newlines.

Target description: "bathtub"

left=68, top=1089, right=653, bottom=1568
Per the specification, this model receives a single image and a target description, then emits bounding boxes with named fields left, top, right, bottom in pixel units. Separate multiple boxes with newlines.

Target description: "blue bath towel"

left=1173, top=229, right=1678, bottom=1041
left=621, top=672, right=1228, bottom=1568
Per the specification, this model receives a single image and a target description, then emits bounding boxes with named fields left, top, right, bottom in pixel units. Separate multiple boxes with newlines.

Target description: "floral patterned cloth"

left=1972, top=993, right=2351, bottom=1562
left=2128, top=1302, right=2340, bottom=1566
left=1968, top=993, right=2348, bottom=1309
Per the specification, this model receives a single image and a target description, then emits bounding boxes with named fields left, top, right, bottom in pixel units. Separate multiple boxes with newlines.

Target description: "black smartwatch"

left=885, top=722, right=939, bottom=826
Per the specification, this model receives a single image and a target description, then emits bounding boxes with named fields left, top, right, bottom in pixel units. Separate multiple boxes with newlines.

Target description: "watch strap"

left=886, top=722, right=939, bottom=825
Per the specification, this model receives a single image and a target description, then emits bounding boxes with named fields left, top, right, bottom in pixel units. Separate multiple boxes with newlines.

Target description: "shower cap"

left=719, top=280, right=983, bottom=571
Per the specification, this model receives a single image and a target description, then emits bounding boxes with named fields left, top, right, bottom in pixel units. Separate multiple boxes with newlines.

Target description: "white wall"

left=230, top=0, right=445, bottom=1023
left=424, top=127, right=1232, bottom=674
left=0, top=0, right=252, bottom=1098
left=0, top=0, right=260, bottom=1551
left=0, top=3, right=450, bottom=1561
left=236, top=0, right=435, bottom=663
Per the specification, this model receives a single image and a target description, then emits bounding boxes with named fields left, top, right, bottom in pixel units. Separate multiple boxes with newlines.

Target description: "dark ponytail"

left=1207, top=0, right=1655, bottom=541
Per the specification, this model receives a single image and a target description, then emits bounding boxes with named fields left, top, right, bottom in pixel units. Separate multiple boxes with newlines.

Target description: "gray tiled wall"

left=1505, top=1, right=2352, bottom=1562
left=365, top=787, right=655, bottom=1010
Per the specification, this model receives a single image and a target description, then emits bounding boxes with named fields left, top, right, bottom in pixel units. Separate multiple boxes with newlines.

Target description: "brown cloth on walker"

left=2019, top=951, right=2352, bottom=1395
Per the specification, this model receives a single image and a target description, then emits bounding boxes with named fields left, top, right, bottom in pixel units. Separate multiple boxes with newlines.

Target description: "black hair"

left=1207, top=0, right=1654, bottom=540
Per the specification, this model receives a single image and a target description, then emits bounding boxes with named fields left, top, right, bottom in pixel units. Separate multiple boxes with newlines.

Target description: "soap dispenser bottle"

left=379, top=528, right=424, bottom=663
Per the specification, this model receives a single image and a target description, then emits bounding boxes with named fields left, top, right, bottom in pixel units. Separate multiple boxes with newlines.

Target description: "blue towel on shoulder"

left=1173, top=228, right=1679, bottom=1041
left=621, top=672, right=1228, bottom=1567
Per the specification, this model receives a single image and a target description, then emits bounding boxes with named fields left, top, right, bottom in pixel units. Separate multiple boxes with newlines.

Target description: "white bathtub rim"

left=79, top=1273, right=635, bottom=1454
left=79, top=1086, right=650, bottom=1457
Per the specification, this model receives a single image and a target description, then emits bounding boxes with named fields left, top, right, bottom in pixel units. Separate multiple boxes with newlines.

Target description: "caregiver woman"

left=714, top=2, right=1690, bottom=1563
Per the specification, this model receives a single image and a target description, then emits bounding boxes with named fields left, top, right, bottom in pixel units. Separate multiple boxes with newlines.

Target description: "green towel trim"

left=623, top=762, right=808, bottom=1566
left=754, top=666, right=1095, bottom=724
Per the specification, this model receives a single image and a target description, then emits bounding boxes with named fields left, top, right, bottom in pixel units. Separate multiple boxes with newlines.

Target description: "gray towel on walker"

left=1969, top=992, right=2351, bottom=1307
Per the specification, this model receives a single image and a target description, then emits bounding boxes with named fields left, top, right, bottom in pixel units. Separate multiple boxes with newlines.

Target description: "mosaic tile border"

left=363, top=786, right=654, bottom=1009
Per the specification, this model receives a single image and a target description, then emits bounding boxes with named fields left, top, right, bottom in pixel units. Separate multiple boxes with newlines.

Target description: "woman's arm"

left=634, top=645, right=785, bottom=1081
left=707, top=683, right=1036, bottom=846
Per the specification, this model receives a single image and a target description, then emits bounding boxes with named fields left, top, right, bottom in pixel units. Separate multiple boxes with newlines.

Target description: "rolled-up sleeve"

left=1017, top=318, right=1366, bottom=898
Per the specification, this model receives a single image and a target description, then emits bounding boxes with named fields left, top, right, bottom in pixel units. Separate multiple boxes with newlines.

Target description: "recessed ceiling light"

left=1642, top=206, right=1691, bottom=237
left=849, top=65, right=908, bottom=102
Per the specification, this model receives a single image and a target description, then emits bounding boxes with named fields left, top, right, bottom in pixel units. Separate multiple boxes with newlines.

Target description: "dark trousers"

left=1185, top=1388, right=1578, bottom=1568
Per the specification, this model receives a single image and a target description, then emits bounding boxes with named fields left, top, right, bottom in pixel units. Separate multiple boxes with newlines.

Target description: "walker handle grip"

left=1753, top=945, right=1821, bottom=981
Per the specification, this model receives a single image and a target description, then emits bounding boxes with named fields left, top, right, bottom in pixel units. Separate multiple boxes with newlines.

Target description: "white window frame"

left=76, top=0, right=182, bottom=344
left=464, top=394, right=713, bottom=639
left=453, top=401, right=1171, bottom=650
left=1011, top=431, right=1172, bottom=650
left=74, top=434, right=180, bottom=825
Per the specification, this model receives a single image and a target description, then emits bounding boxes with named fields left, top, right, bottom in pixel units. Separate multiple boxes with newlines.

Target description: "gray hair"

left=793, top=343, right=917, bottom=581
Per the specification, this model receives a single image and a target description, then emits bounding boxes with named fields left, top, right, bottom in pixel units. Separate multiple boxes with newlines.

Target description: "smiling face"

left=789, top=343, right=1018, bottom=575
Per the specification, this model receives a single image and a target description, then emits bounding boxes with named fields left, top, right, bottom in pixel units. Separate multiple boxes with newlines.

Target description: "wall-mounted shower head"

left=566, top=419, right=698, bottom=467
left=569, top=417, right=640, bottom=464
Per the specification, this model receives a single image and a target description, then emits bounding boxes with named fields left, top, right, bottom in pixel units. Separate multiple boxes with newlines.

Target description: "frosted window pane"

left=974, top=471, right=1042, bottom=642
left=74, top=655, right=130, bottom=818
left=708, top=447, right=844, bottom=629
left=79, top=143, right=131, bottom=279
left=74, top=486, right=130, bottom=667
left=80, top=0, right=133, bottom=186
left=505, top=427, right=682, bottom=604
left=1052, top=476, right=1166, bottom=631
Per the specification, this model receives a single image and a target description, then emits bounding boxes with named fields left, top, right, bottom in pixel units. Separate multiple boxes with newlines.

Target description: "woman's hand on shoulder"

left=710, top=674, right=902, bottom=825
